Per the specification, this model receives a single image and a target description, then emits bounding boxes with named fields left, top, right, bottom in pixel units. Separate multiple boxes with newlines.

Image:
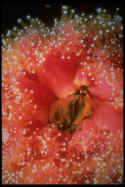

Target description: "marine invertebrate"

left=2, top=4, right=123, bottom=184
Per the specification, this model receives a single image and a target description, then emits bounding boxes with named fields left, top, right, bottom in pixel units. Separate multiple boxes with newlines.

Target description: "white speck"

left=22, top=129, right=26, bottom=135
left=81, top=72, right=85, bottom=76
left=88, top=72, right=91, bottom=76
left=119, top=34, right=123, bottom=38
left=8, top=105, right=12, bottom=109
left=65, top=163, right=70, bottom=168
left=81, top=13, right=85, bottom=16
left=103, top=9, right=107, bottom=13
left=42, top=57, right=46, bottom=62
left=112, top=87, right=116, bottom=92
left=5, top=180, right=9, bottom=184
left=42, top=163, right=50, bottom=171
left=38, top=60, right=43, bottom=64
left=23, top=71, right=26, bottom=75
left=31, top=42, right=35, bottom=47
left=62, top=5, right=68, bottom=10
left=114, top=15, right=122, bottom=21
left=19, top=116, right=22, bottom=120
left=39, top=53, right=43, bottom=57
left=80, top=62, right=84, bottom=65
left=48, top=177, right=52, bottom=182
left=93, top=36, right=97, bottom=41
left=76, top=52, right=80, bottom=56
left=26, top=15, right=31, bottom=20
left=32, top=70, right=36, bottom=74
left=59, top=168, right=63, bottom=172
left=58, top=132, right=62, bottom=136
left=120, top=25, right=123, bottom=31
left=15, top=95, right=22, bottom=101
left=91, top=77, right=95, bottom=80
left=110, top=66, right=114, bottom=72
left=116, top=8, right=120, bottom=11
left=99, top=20, right=103, bottom=25
left=71, top=9, right=75, bottom=14
left=86, top=167, right=90, bottom=171
left=67, top=56, right=70, bottom=59
left=11, top=77, right=16, bottom=82
left=2, top=128, right=9, bottom=143
left=108, top=21, right=112, bottom=26
left=89, top=15, right=93, bottom=19
left=96, top=8, right=102, bottom=13
left=24, top=88, right=28, bottom=92
left=99, top=30, right=103, bottom=35
left=80, top=40, right=84, bottom=43
left=6, top=30, right=11, bottom=37
left=120, top=90, right=123, bottom=95
left=19, top=170, right=23, bottom=178
left=63, top=10, right=68, bottom=14
left=86, top=56, right=90, bottom=60
left=111, top=72, right=116, bottom=79
left=82, top=29, right=86, bottom=33
left=85, top=155, right=88, bottom=159
left=93, top=156, right=97, bottom=160
left=26, top=147, right=31, bottom=155
left=63, top=178, right=67, bottom=182
left=34, top=104, right=37, bottom=109
left=56, top=153, right=59, bottom=157
left=91, top=43, right=95, bottom=48
left=85, top=179, right=90, bottom=184
left=8, top=113, right=12, bottom=120
left=114, top=98, right=118, bottom=102
left=84, top=18, right=88, bottom=22
left=2, top=39, right=6, bottom=45
left=13, top=61, right=17, bottom=64
left=32, top=164, right=37, bottom=173
left=87, top=66, right=90, bottom=70
left=42, top=139, right=46, bottom=145
left=30, top=89, right=34, bottom=94
left=106, top=29, right=110, bottom=33
left=61, top=56, right=65, bottom=60
left=66, top=47, right=70, bottom=51
left=74, top=14, right=79, bottom=19
left=93, top=178, right=98, bottom=184
left=18, top=66, right=22, bottom=70
left=99, top=61, right=103, bottom=67
left=17, top=18, right=22, bottom=23
left=99, top=80, right=102, bottom=84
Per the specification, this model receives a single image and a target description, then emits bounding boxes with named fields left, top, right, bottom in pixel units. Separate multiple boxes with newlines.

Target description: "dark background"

left=1, top=0, right=124, bottom=34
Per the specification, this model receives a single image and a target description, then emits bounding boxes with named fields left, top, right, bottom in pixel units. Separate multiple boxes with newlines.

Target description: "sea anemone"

left=2, top=4, right=123, bottom=184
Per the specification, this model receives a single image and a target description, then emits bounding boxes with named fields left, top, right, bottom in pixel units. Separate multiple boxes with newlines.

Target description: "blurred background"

left=1, top=0, right=123, bottom=33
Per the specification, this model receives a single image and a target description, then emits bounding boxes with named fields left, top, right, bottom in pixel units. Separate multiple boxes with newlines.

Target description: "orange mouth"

left=74, top=92, right=94, bottom=124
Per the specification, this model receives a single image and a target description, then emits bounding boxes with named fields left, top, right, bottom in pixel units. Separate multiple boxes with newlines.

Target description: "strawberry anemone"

left=2, top=7, right=123, bottom=184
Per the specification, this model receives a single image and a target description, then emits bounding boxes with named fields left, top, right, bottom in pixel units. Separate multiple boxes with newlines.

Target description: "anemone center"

left=49, top=85, right=93, bottom=133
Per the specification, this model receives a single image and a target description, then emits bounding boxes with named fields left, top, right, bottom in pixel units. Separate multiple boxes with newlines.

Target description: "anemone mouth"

left=48, top=85, right=95, bottom=133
